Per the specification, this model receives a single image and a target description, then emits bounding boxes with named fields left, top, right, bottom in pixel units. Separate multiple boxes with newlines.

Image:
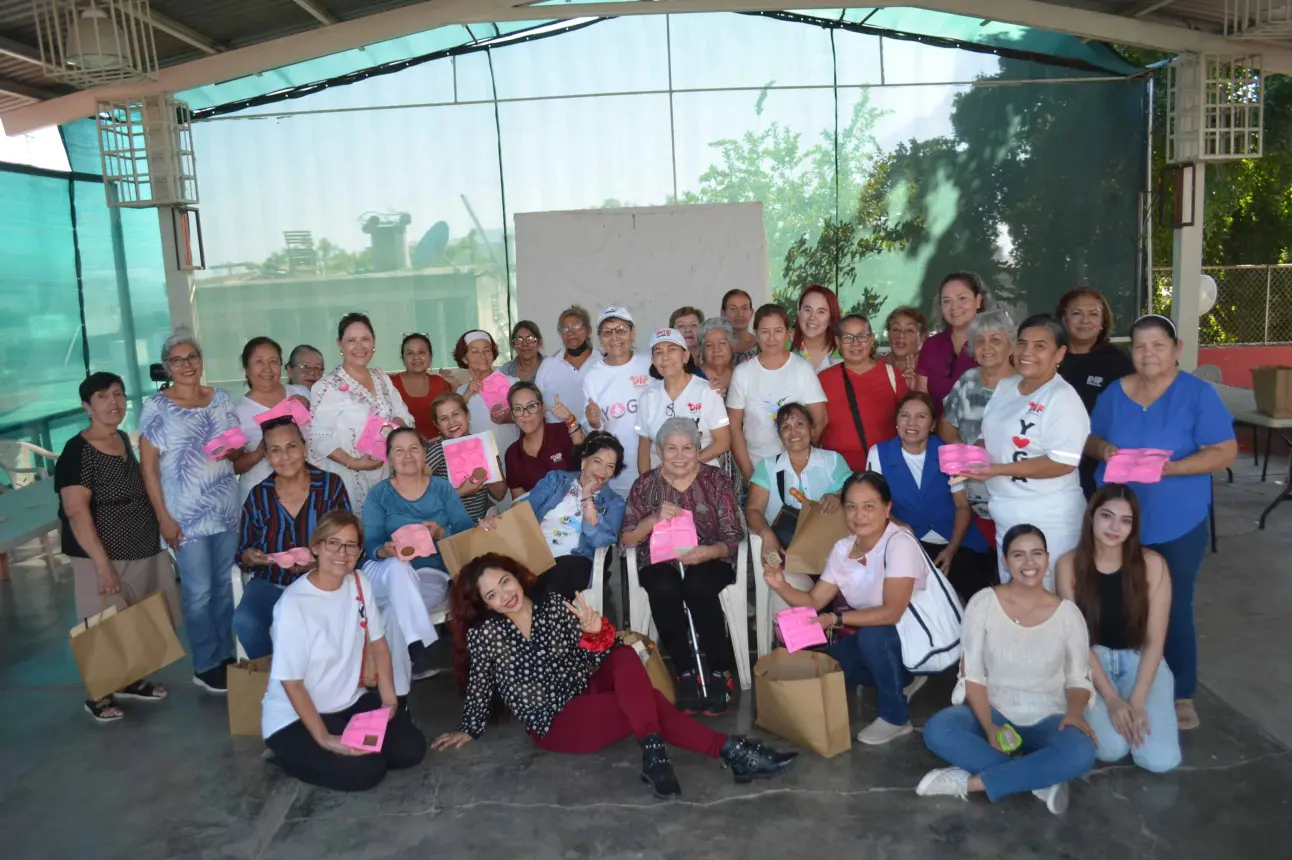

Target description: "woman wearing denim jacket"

left=484, top=431, right=626, bottom=602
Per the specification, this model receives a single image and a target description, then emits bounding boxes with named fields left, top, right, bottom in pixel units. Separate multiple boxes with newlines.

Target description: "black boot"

left=719, top=735, right=798, bottom=783
left=640, top=734, right=682, bottom=799
left=701, top=670, right=731, bottom=716
left=675, top=671, right=701, bottom=714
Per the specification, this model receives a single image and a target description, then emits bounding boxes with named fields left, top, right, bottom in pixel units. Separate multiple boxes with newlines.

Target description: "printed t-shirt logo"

left=631, top=374, right=650, bottom=389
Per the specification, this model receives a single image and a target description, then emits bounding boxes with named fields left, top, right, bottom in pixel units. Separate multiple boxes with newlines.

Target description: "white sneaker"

left=1032, top=783, right=1070, bottom=815
left=856, top=717, right=913, bottom=745
left=904, top=675, right=927, bottom=700
left=916, top=767, right=971, bottom=799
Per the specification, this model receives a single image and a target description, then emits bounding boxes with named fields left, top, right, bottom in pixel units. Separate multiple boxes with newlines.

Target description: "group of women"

left=54, top=273, right=1234, bottom=808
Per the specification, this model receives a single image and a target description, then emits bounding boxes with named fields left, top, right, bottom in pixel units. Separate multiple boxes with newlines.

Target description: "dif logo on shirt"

left=631, top=374, right=651, bottom=389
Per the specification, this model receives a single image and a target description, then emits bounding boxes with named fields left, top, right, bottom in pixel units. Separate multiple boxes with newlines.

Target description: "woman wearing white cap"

left=581, top=307, right=653, bottom=498
left=453, top=329, right=521, bottom=462
left=635, top=328, right=731, bottom=479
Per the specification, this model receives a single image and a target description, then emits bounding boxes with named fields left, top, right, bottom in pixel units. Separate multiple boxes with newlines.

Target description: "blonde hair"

left=309, top=510, right=365, bottom=552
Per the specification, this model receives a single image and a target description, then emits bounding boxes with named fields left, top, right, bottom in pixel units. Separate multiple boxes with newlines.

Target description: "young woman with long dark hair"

left=1056, top=485, right=1180, bottom=772
left=431, top=553, right=796, bottom=798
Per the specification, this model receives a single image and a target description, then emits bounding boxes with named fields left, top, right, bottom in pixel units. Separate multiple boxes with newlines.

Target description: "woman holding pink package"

left=232, top=336, right=311, bottom=501
left=308, top=312, right=414, bottom=516
left=453, top=329, right=520, bottom=458
left=1084, top=314, right=1237, bottom=731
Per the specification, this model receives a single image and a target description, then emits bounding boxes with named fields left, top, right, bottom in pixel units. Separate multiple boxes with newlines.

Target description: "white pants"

left=989, top=494, right=1084, bottom=593
left=362, top=558, right=445, bottom=696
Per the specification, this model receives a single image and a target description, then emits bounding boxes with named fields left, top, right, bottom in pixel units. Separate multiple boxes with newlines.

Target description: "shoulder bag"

left=888, top=529, right=965, bottom=673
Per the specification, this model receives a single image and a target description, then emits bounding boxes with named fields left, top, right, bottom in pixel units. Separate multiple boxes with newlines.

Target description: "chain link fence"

left=1151, top=266, right=1292, bottom=345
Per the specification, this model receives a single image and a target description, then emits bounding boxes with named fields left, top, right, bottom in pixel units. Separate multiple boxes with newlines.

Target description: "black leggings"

left=265, top=691, right=426, bottom=791
left=638, top=558, right=735, bottom=675
left=535, top=554, right=594, bottom=602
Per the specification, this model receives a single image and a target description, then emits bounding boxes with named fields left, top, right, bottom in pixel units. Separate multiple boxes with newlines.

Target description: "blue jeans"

left=922, top=705, right=1096, bottom=802
left=1087, top=646, right=1181, bottom=773
left=1147, top=516, right=1208, bottom=699
left=232, top=577, right=284, bottom=660
left=825, top=625, right=912, bottom=725
left=175, top=531, right=238, bottom=673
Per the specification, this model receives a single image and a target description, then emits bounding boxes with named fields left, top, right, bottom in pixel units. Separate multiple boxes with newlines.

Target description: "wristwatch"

left=834, top=611, right=843, bottom=628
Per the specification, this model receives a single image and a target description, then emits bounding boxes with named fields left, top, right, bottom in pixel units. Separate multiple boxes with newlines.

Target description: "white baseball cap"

left=596, top=306, right=634, bottom=328
left=649, top=328, right=687, bottom=350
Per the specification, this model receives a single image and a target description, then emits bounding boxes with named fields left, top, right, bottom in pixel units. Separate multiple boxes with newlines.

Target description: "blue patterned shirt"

left=139, top=389, right=241, bottom=538
left=238, top=468, right=351, bottom=585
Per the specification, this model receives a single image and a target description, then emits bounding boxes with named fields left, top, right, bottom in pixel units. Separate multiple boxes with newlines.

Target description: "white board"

left=514, top=203, right=770, bottom=351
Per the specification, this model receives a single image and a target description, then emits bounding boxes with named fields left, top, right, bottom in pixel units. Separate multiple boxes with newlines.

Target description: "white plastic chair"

left=751, top=532, right=774, bottom=657
left=586, top=544, right=611, bottom=617
left=230, top=565, right=248, bottom=661
left=624, top=539, right=751, bottom=691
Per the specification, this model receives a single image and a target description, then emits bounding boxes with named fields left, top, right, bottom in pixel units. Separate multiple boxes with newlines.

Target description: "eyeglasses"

left=291, top=364, right=325, bottom=374
left=323, top=538, right=362, bottom=555
left=838, top=333, right=874, bottom=344
left=600, top=325, right=631, bottom=339
left=558, top=322, right=587, bottom=334
left=167, top=354, right=202, bottom=368
left=512, top=336, right=539, bottom=346
left=510, top=402, right=542, bottom=417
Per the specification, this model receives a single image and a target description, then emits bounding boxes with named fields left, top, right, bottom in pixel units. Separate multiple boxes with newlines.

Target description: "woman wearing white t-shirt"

left=582, top=306, right=653, bottom=498
left=261, top=510, right=427, bottom=792
left=453, top=329, right=520, bottom=457
left=233, top=337, right=311, bottom=500
left=727, top=304, right=828, bottom=482
left=963, top=315, right=1089, bottom=592
left=635, top=328, right=730, bottom=476
left=763, top=472, right=928, bottom=746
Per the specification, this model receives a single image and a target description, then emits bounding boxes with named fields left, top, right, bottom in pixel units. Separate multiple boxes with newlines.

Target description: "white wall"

left=514, top=202, right=770, bottom=349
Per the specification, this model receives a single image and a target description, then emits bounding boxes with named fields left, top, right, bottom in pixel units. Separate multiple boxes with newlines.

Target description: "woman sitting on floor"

left=1057, top=485, right=1180, bottom=772
left=621, top=418, right=744, bottom=717
left=917, top=524, right=1096, bottom=815
left=261, top=511, right=426, bottom=792
left=363, top=427, right=474, bottom=681
left=236, top=416, right=350, bottom=660
left=430, top=553, right=796, bottom=798
left=485, top=431, right=625, bottom=601
left=763, top=472, right=929, bottom=746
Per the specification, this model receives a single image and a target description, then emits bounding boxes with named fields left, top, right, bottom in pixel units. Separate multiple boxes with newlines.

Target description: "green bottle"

left=997, top=724, right=1022, bottom=753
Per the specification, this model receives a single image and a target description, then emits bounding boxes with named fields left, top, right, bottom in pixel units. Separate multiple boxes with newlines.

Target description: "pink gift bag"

left=203, top=427, right=249, bottom=460
left=355, top=416, right=399, bottom=462
left=649, top=510, right=699, bottom=564
left=255, top=397, right=312, bottom=427
left=391, top=523, right=436, bottom=560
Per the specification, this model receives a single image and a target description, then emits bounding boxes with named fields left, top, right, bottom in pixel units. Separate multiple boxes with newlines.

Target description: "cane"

left=677, top=559, right=708, bottom=699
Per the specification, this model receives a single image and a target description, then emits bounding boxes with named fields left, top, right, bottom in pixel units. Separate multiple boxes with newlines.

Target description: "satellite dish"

left=1199, top=274, right=1217, bottom=316
left=412, top=221, right=451, bottom=268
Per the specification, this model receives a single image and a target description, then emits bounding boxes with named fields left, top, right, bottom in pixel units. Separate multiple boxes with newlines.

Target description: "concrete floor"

left=3, top=458, right=1291, bottom=860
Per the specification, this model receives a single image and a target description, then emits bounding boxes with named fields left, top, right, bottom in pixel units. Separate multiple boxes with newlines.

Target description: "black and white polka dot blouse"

left=456, top=592, right=613, bottom=738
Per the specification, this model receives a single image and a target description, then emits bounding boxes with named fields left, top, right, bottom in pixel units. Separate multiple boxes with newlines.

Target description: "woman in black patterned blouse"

left=430, top=553, right=795, bottom=799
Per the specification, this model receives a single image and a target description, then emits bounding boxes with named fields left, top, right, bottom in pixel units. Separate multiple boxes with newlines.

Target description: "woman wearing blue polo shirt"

left=1085, top=314, right=1237, bottom=731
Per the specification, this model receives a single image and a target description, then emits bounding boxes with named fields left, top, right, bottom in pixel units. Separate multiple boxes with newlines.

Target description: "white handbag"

left=889, top=531, right=965, bottom=673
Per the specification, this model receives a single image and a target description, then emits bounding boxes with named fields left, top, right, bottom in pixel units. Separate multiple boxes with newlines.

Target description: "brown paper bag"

left=438, top=501, right=556, bottom=577
left=227, top=657, right=273, bottom=736
left=619, top=630, right=676, bottom=704
left=1252, top=365, right=1292, bottom=418
left=754, top=649, right=851, bottom=758
left=69, top=590, right=186, bottom=701
left=783, top=501, right=850, bottom=575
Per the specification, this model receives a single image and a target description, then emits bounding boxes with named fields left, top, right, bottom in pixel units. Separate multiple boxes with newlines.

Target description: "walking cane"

left=676, top=559, right=708, bottom=699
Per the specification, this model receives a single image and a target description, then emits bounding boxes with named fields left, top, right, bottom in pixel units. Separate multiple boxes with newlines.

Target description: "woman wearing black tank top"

left=1057, top=485, right=1180, bottom=772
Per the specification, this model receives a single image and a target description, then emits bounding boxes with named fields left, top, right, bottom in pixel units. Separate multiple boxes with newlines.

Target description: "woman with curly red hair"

left=430, top=553, right=797, bottom=798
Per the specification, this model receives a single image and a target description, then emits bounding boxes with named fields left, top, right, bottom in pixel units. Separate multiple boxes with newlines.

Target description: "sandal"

left=117, top=679, right=168, bottom=701
left=85, top=696, right=124, bottom=723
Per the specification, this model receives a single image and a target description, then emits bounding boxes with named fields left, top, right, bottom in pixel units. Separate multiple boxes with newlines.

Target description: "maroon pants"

left=533, top=646, right=725, bottom=757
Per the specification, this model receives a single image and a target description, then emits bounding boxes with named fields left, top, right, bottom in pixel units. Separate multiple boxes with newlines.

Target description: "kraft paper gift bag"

left=783, top=502, right=849, bottom=576
left=227, top=656, right=273, bottom=736
left=438, top=501, right=556, bottom=577
left=754, top=649, right=851, bottom=758
left=70, top=590, right=186, bottom=701
left=619, top=630, right=676, bottom=704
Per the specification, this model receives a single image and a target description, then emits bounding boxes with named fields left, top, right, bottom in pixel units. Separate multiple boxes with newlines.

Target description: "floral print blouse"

left=307, top=366, right=413, bottom=515
left=621, top=463, right=744, bottom=570
left=138, top=389, right=241, bottom=538
left=457, top=593, right=615, bottom=738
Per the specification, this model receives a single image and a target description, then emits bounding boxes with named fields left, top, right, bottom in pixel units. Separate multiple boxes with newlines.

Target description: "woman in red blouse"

left=390, top=333, right=453, bottom=440
left=621, top=417, right=744, bottom=718
left=818, top=313, right=907, bottom=471
left=431, top=553, right=795, bottom=798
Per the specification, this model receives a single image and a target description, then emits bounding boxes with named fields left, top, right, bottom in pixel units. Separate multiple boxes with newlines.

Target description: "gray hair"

left=966, top=308, right=1015, bottom=358
left=161, top=327, right=201, bottom=364
left=287, top=344, right=323, bottom=367
left=654, top=417, right=702, bottom=451
left=696, top=317, right=736, bottom=364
